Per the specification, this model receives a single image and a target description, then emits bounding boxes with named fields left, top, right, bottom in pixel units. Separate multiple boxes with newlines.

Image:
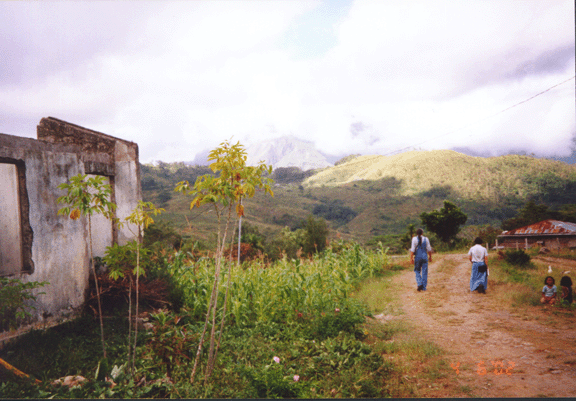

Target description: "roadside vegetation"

left=1, top=244, right=395, bottom=398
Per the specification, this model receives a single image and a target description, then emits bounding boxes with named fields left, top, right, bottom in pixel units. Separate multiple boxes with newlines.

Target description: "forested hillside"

left=140, top=151, right=576, bottom=254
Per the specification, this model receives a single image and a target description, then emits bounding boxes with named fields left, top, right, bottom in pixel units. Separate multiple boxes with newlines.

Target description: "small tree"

left=302, top=215, right=329, bottom=255
left=124, top=201, right=163, bottom=373
left=420, top=200, right=467, bottom=244
left=57, top=174, right=116, bottom=359
left=175, top=140, right=273, bottom=383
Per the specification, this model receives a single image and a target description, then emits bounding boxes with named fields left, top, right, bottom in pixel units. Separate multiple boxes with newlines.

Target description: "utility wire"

left=383, top=74, right=576, bottom=157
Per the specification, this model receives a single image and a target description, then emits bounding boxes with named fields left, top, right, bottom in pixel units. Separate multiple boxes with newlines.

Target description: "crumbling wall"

left=0, top=134, right=88, bottom=320
left=37, top=117, right=141, bottom=246
left=0, top=117, right=141, bottom=339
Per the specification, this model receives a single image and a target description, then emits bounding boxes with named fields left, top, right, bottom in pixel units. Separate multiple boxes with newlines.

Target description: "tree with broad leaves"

left=57, top=174, right=116, bottom=359
left=175, top=139, right=274, bottom=383
left=420, top=200, right=467, bottom=244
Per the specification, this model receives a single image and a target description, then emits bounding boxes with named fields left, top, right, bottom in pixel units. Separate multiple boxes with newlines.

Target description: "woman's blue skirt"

left=470, top=262, right=488, bottom=291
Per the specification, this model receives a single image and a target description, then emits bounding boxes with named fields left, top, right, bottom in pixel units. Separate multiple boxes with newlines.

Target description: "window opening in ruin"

left=87, top=174, right=115, bottom=258
left=0, top=160, right=33, bottom=276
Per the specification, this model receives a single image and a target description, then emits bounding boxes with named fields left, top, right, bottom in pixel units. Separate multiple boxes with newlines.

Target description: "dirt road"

left=387, top=254, right=576, bottom=397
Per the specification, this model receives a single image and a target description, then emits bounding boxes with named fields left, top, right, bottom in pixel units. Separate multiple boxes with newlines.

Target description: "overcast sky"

left=1, top=0, right=574, bottom=164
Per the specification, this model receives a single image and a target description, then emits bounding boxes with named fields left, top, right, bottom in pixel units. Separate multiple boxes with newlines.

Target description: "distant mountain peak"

left=246, top=136, right=333, bottom=171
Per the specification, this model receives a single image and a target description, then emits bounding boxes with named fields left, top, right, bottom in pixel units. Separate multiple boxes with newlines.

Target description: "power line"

left=383, top=75, right=576, bottom=157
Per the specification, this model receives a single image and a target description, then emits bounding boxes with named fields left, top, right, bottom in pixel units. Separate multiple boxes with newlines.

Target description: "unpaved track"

left=388, top=254, right=576, bottom=397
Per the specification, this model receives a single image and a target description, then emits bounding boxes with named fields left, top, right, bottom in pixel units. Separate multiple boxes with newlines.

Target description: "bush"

left=0, top=278, right=48, bottom=332
left=309, top=307, right=367, bottom=340
left=246, top=362, right=301, bottom=398
left=504, top=249, right=531, bottom=267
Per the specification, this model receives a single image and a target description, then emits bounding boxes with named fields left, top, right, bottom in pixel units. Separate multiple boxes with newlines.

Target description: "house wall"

left=0, top=118, right=141, bottom=340
left=498, top=236, right=576, bottom=249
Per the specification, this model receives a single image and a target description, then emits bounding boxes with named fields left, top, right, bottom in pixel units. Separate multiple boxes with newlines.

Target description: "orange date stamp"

left=451, top=361, right=515, bottom=375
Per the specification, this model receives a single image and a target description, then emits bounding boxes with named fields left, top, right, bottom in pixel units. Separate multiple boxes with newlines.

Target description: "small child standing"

left=541, top=276, right=557, bottom=305
left=560, top=276, right=573, bottom=304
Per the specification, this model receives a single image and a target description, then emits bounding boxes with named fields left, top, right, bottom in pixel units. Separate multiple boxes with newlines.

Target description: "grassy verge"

left=488, top=255, right=575, bottom=310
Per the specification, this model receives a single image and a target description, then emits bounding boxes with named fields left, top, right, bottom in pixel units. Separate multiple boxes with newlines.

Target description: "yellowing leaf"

left=70, top=209, right=81, bottom=220
left=236, top=203, right=244, bottom=217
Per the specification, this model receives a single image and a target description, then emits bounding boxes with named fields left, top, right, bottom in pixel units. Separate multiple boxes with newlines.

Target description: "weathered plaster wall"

left=0, top=163, right=22, bottom=274
left=0, top=134, right=89, bottom=318
left=115, top=141, right=141, bottom=244
left=24, top=148, right=89, bottom=314
left=0, top=117, right=141, bottom=340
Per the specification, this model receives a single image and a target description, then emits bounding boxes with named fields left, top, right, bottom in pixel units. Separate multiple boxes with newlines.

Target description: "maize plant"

left=167, top=240, right=389, bottom=331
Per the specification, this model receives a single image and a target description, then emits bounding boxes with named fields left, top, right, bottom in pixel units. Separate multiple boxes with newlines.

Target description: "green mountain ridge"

left=304, top=150, right=576, bottom=200
left=142, top=150, right=576, bottom=251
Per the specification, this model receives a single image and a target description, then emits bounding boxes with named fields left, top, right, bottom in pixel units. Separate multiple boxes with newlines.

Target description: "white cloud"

left=0, top=0, right=573, bottom=163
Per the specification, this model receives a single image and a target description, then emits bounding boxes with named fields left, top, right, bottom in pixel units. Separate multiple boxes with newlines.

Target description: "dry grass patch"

left=355, top=275, right=404, bottom=315
left=490, top=281, right=538, bottom=308
left=363, top=318, right=467, bottom=398
left=446, top=318, right=465, bottom=326
left=423, top=298, right=444, bottom=309
left=437, top=310, right=458, bottom=317
left=470, top=330, right=490, bottom=340
left=436, top=257, right=460, bottom=274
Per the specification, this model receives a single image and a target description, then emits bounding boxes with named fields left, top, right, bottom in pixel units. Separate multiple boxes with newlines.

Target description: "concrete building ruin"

left=0, top=117, right=141, bottom=340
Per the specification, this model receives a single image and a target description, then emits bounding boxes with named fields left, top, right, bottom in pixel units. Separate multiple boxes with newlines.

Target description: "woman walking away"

left=468, top=237, right=488, bottom=294
left=410, top=228, right=432, bottom=292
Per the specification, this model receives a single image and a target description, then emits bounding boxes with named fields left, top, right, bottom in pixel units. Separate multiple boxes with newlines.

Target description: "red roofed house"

left=497, top=219, right=576, bottom=250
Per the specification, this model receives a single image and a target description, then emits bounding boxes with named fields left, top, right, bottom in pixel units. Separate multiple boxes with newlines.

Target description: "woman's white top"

left=468, top=244, right=488, bottom=263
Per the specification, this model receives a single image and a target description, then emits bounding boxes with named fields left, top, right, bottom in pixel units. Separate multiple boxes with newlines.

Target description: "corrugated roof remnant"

left=500, top=220, right=576, bottom=236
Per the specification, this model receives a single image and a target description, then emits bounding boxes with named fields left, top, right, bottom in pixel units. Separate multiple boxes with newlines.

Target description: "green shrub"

left=0, top=278, right=48, bottom=332
left=504, top=249, right=532, bottom=267
left=309, top=307, right=367, bottom=340
left=103, top=241, right=152, bottom=281
left=246, top=362, right=301, bottom=398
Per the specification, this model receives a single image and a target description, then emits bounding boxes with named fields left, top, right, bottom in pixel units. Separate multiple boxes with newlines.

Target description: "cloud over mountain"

left=246, top=136, right=333, bottom=171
